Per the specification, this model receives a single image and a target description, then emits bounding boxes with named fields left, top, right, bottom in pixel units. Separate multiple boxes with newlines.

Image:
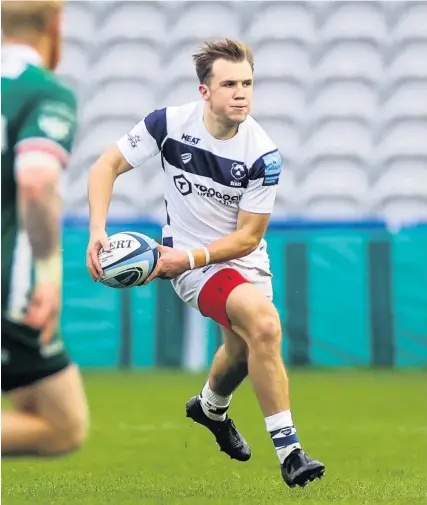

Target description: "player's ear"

left=199, top=84, right=210, bottom=101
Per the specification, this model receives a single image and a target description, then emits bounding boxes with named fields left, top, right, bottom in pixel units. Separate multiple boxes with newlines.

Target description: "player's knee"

left=65, top=418, right=87, bottom=452
left=247, top=312, right=281, bottom=353
left=48, top=410, right=88, bottom=455
left=63, top=409, right=88, bottom=452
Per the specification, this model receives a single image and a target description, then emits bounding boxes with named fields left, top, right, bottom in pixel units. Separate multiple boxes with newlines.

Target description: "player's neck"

left=3, top=37, right=50, bottom=69
left=203, top=105, right=239, bottom=141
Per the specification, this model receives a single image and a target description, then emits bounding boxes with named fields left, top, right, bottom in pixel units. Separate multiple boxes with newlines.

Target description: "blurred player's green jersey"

left=1, top=45, right=77, bottom=387
left=1, top=45, right=77, bottom=319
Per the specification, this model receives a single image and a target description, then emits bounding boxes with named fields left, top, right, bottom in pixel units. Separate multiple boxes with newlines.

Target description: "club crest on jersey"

left=230, top=163, right=247, bottom=187
left=181, top=133, right=201, bottom=146
left=262, top=150, right=282, bottom=186
left=181, top=153, right=192, bottom=164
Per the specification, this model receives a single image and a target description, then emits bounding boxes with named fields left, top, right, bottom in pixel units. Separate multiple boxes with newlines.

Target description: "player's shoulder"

left=144, top=101, right=199, bottom=132
left=243, top=115, right=282, bottom=185
left=34, top=67, right=76, bottom=110
left=6, top=65, right=78, bottom=134
left=244, top=114, right=279, bottom=162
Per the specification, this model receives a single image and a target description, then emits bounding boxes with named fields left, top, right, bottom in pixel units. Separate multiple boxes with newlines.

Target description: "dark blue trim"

left=162, top=138, right=249, bottom=188
left=272, top=434, right=300, bottom=448
left=144, top=108, right=167, bottom=150
left=165, top=200, right=170, bottom=225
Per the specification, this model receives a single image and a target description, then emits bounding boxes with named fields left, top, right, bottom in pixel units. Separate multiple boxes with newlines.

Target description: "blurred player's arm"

left=16, top=96, right=77, bottom=285
left=17, top=157, right=61, bottom=276
left=14, top=93, right=76, bottom=340
left=190, top=149, right=282, bottom=267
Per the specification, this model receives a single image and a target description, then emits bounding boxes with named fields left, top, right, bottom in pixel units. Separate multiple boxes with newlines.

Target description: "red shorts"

left=197, top=268, right=250, bottom=329
left=171, top=263, right=273, bottom=328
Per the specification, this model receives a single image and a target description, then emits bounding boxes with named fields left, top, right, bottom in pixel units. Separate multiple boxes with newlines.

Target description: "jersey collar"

left=198, top=100, right=247, bottom=145
left=2, top=44, right=43, bottom=67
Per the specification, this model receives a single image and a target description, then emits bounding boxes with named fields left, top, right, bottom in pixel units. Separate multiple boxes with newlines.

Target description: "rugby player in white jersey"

left=87, top=39, right=325, bottom=487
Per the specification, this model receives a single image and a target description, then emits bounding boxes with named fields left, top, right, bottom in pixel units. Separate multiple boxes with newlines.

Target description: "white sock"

left=265, top=410, right=301, bottom=464
left=199, top=380, right=232, bottom=422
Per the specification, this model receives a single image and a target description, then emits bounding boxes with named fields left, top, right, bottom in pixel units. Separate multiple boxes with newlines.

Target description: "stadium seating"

left=59, top=0, right=427, bottom=224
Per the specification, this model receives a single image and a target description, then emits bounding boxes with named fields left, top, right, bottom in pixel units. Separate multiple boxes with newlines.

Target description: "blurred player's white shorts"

left=171, top=263, right=273, bottom=311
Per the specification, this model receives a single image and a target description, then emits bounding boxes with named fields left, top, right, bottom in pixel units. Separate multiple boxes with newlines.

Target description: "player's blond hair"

left=193, top=39, right=254, bottom=85
left=1, top=0, right=63, bottom=38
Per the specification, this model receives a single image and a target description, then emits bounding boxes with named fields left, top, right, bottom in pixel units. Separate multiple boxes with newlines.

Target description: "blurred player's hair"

left=193, top=39, right=254, bottom=85
left=1, top=0, right=63, bottom=39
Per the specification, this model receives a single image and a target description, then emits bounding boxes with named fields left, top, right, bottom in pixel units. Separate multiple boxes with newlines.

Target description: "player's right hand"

left=87, top=229, right=110, bottom=281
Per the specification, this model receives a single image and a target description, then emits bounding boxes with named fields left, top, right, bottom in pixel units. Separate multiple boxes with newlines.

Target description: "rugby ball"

left=99, top=232, right=158, bottom=288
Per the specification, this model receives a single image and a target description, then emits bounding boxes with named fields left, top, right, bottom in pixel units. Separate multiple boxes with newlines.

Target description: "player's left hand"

left=143, top=244, right=190, bottom=284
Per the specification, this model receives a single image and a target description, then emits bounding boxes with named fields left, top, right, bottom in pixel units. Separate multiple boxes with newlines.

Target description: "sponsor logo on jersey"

left=40, top=340, right=65, bottom=358
left=262, top=150, right=282, bottom=186
left=174, top=174, right=192, bottom=195
left=37, top=101, right=76, bottom=142
left=40, top=101, right=76, bottom=122
left=38, top=115, right=72, bottom=141
left=127, top=133, right=141, bottom=148
left=181, top=133, right=201, bottom=145
left=1, top=349, right=10, bottom=365
left=181, top=153, right=192, bottom=164
left=194, top=183, right=241, bottom=206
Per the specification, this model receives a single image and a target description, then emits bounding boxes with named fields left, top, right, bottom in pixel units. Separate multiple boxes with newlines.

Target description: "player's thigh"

left=4, top=386, right=35, bottom=413
left=226, top=283, right=281, bottom=345
left=29, top=364, right=89, bottom=434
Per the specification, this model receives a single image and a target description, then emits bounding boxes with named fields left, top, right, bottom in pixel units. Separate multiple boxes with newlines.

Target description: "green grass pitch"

left=2, top=370, right=426, bottom=505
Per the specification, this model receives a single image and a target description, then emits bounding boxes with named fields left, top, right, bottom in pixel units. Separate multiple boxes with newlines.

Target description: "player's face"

left=200, top=58, right=253, bottom=125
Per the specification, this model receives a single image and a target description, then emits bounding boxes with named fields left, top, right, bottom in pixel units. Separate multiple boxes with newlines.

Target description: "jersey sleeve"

left=239, top=149, right=282, bottom=214
left=15, top=85, right=77, bottom=170
left=116, top=108, right=167, bottom=167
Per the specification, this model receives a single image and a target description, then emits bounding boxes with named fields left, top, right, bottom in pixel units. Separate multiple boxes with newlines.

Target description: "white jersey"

left=117, top=101, right=282, bottom=275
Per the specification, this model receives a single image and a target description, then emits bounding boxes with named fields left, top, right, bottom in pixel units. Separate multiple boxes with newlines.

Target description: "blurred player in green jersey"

left=1, top=0, right=88, bottom=456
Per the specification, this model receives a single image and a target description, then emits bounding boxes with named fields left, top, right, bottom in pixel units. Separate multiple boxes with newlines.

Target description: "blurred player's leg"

left=186, top=328, right=251, bottom=461
left=2, top=364, right=88, bottom=456
left=2, top=385, right=53, bottom=454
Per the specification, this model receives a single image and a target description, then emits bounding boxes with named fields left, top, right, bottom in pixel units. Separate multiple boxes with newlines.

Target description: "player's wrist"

left=90, top=223, right=106, bottom=234
left=35, top=249, right=62, bottom=285
left=187, top=247, right=210, bottom=270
